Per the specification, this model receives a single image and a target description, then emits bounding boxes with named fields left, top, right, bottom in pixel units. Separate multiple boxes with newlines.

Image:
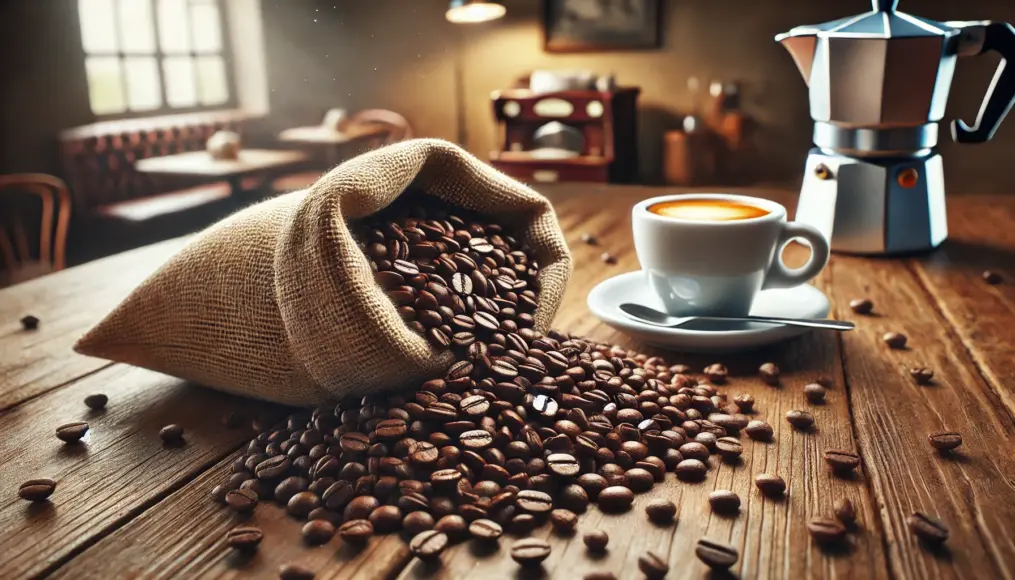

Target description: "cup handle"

left=761, top=221, right=830, bottom=290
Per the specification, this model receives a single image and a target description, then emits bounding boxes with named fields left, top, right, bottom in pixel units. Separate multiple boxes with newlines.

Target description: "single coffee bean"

left=435, top=514, right=468, bottom=540
left=511, top=538, right=552, bottom=566
left=597, top=486, right=634, bottom=511
left=928, top=431, right=962, bottom=451
left=849, top=298, right=873, bottom=314
left=675, top=459, right=707, bottom=481
left=278, top=563, right=316, bottom=580
left=695, top=538, right=738, bottom=570
left=510, top=513, right=536, bottom=534
left=275, top=476, right=309, bottom=504
left=225, top=488, right=258, bottom=513
left=678, top=442, right=710, bottom=462
left=469, top=518, right=504, bottom=540
left=516, top=489, right=553, bottom=513
left=824, top=449, right=861, bottom=474
left=745, top=420, right=773, bottom=441
left=580, top=232, right=597, bottom=245
left=56, top=422, right=89, bottom=443
left=908, top=511, right=949, bottom=544
left=715, top=437, right=743, bottom=460
left=18, top=478, right=57, bottom=502
left=707, top=413, right=749, bottom=433
left=759, top=363, right=780, bottom=385
left=547, top=453, right=580, bottom=477
left=288, top=491, right=321, bottom=518
left=338, top=519, right=374, bottom=543
left=807, top=517, right=847, bottom=543
left=709, top=490, right=740, bottom=513
left=910, top=367, right=934, bottom=385
left=549, top=509, right=578, bottom=534
left=368, top=505, right=403, bottom=533
left=786, top=409, right=814, bottom=430
left=84, top=394, right=108, bottom=410
left=346, top=495, right=382, bottom=520
left=559, top=483, right=590, bottom=513
left=754, top=473, right=786, bottom=497
left=983, top=270, right=1003, bottom=284
left=584, top=573, right=616, bottom=580
left=804, top=383, right=826, bottom=403
left=883, top=332, right=907, bottom=349
left=638, top=551, right=669, bottom=580
left=583, top=530, right=609, bottom=551
left=733, top=393, right=755, bottom=413
left=600, top=252, right=616, bottom=264
left=403, top=511, right=436, bottom=536
left=645, top=498, right=677, bottom=523
left=20, top=314, right=40, bottom=330
left=410, top=530, right=448, bottom=559
left=256, top=455, right=291, bottom=480
left=703, top=363, right=728, bottom=384
left=834, top=498, right=856, bottom=525
left=159, top=424, right=184, bottom=444
left=302, top=519, right=335, bottom=545
left=625, top=468, right=654, bottom=492
left=225, top=526, right=264, bottom=551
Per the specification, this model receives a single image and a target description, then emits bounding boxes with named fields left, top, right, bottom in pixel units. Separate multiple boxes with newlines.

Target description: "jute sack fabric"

left=75, top=139, right=573, bottom=405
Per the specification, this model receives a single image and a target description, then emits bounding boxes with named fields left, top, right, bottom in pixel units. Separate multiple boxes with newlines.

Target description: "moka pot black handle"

left=952, top=22, right=1015, bottom=144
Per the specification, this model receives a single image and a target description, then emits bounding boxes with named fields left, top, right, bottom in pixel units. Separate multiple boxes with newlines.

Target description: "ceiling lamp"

left=446, top=0, right=506, bottom=24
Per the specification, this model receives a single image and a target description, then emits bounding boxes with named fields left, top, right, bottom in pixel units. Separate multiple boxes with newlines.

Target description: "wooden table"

left=2, top=185, right=1014, bottom=580
left=135, top=149, right=309, bottom=196
left=279, top=125, right=386, bottom=166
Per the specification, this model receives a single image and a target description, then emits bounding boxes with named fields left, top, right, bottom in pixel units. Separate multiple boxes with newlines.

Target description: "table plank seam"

left=0, top=361, right=114, bottom=414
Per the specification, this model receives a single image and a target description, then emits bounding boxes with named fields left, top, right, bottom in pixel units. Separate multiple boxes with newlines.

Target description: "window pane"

left=196, top=55, right=228, bottom=105
left=189, top=0, right=222, bottom=53
left=117, top=0, right=155, bottom=53
left=157, top=0, right=190, bottom=53
left=85, top=57, right=125, bottom=114
left=163, top=56, right=197, bottom=107
left=124, top=57, right=162, bottom=111
left=78, top=0, right=118, bottom=53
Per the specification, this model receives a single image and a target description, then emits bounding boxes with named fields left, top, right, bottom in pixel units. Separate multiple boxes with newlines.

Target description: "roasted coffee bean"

left=338, top=519, right=374, bottom=542
left=645, top=498, right=677, bottom=523
left=759, top=363, right=780, bottom=385
left=786, top=409, right=814, bottom=430
left=369, top=505, right=403, bottom=533
left=807, top=517, right=847, bottom=543
left=434, top=514, right=468, bottom=541
left=547, top=453, right=580, bottom=477
left=908, top=511, right=948, bottom=544
left=638, top=551, right=669, bottom=580
left=625, top=468, right=654, bottom=492
left=715, top=437, right=743, bottom=460
left=510, top=513, right=536, bottom=534
left=84, top=394, right=108, bottom=410
left=597, top=486, right=634, bottom=511
left=745, top=420, right=773, bottom=441
left=20, top=314, right=40, bottom=330
left=584, top=573, right=616, bottom=580
left=226, top=526, right=264, bottom=551
left=600, top=252, right=616, bottom=264
left=983, top=270, right=1003, bottom=284
left=675, top=459, right=707, bottom=481
left=19, top=478, right=56, bottom=502
left=708, top=413, right=748, bottom=433
left=409, top=530, right=448, bottom=559
left=679, top=442, right=710, bottom=462
left=56, top=422, right=89, bottom=443
left=709, top=490, right=741, bottom=514
left=403, top=511, right=436, bottom=536
left=883, top=332, right=907, bottom=349
left=225, top=488, right=258, bottom=513
left=804, top=383, right=826, bottom=403
left=159, top=424, right=184, bottom=444
left=703, top=363, right=728, bottom=384
left=278, top=563, right=316, bottom=580
left=834, top=498, right=856, bottom=525
left=910, top=367, right=934, bottom=385
left=511, top=538, right=552, bottom=566
left=549, top=509, right=578, bottom=534
left=928, top=431, right=962, bottom=451
left=824, top=450, right=861, bottom=474
left=322, top=480, right=354, bottom=510
left=754, top=473, right=786, bottom=497
left=696, top=538, right=738, bottom=570
left=460, top=430, right=493, bottom=450
left=580, top=233, right=597, bottom=245
left=469, top=518, right=503, bottom=540
left=583, top=530, right=609, bottom=551
left=302, top=519, right=335, bottom=545
left=849, top=298, right=873, bottom=314
left=733, top=393, right=755, bottom=413
left=288, top=491, right=321, bottom=518
left=256, top=455, right=291, bottom=480
left=516, top=489, right=553, bottom=513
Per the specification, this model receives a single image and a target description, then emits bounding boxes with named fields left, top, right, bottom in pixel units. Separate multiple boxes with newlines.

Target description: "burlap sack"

left=75, top=139, right=572, bottom=405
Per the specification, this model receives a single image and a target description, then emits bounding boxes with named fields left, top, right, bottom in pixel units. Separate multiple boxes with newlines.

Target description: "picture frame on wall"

left=543, top=0, right=662, bottom=53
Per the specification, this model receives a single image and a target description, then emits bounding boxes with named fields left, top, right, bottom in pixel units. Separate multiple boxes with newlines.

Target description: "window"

left=78, top=0, right=232, bottom=116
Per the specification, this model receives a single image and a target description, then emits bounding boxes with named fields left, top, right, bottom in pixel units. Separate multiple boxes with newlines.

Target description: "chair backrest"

left=348, top=109, right=414, bottom=144
left=0, top=174, right=72, bottom=280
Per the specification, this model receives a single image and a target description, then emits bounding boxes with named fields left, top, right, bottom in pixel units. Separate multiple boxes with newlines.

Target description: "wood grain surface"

left=1, top=185, right=1014, bottom=580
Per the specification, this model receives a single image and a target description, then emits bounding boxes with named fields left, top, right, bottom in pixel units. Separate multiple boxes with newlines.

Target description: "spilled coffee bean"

left=638, top=551, right=669, bottom=579
left=709, top=490, right=741, bottom=514
left=645, top=498, right=677, bottom=523
left=824, top=449, right=861, bottom=474
left=754, top=473, right=786, bottom=497
left=715, top=437, right=744, bottom=460
left=511, top=538, right=552, bottom=566
left=159, top=424, right=184, bottom=444
left=703, top=363, right=728, bottom=383
left=982, top=270, right=1002, bottom=285
left=409, top=530, right=448, bottom=559
left=745, top=420, right=774, bottom=441
left=928, top=431, right=962, bottom=451
left=56, top=422, right=89, bottom=443
left=302, top=519, right=335, bottom=545
left=834, top=498, right=856, bottom=525
left=804, top=383, right=826, bottom=403
left=549, top=509, right=578, bottom=534
left=20, top=314, right=40, bottom=330
left=807, top=517, right=847, bottom=543
left=583, top=530, right=609, bottom=551
left=580, top=233, right=597, bottom=245
left=733, top=393, right=755, bottom=413
left=225, top=526, right=263, bottom=551
left=278, top=563, right=316, bottom=580
left=696, top=538, right=738, bottom=570
left=338, top=519, right=373, bottom=543
left=785, top=409, right=814, bottom=430
left=849, top=298, right=873, bottom=314
left=909, top=367, right=934, bottom=385
left=908, top=511, right=949, bottom=544
left=469, top=518, right=503, bottom=541
left=19, top=478, right=56, bottom=502
left=883, top=332, right=907, bottom=349
left=759, top=362, right=780, bottom=385
left=600, top=252, right=616, bottom=264
left=83, top=394, right=108, bottom=410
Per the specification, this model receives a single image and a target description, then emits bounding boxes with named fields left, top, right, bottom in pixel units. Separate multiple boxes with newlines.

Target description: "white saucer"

left=587, top=270, right=830, bottom=353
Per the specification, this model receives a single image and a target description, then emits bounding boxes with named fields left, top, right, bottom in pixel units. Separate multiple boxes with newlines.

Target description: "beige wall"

left=268, top=0, right=1015, bottom=192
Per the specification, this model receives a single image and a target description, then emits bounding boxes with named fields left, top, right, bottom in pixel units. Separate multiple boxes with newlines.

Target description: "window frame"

left=77, top=0, right=238, bottom=120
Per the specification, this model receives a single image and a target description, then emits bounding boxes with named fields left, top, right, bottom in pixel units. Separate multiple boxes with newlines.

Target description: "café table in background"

left=278, top=124, right=386, bottom=167
left=134, top=149, right=309, bottom=197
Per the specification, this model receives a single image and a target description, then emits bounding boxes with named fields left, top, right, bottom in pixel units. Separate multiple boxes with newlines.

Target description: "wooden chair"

left=0, top=174, right=72, bottom=287
left=348, top=109, right=414, bottom=144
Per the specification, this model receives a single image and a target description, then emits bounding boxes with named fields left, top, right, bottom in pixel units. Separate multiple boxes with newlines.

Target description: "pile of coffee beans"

left=352, top=192, right=541, bottom=352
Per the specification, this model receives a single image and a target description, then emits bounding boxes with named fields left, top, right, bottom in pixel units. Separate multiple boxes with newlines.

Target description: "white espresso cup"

left=632, top=193, right=830, bottom=317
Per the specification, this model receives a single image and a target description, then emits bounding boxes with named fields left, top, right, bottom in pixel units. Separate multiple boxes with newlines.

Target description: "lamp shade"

left=446, top=0, right=505, bottom=24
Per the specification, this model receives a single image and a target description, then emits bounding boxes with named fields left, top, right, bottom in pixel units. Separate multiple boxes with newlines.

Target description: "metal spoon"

left=619, top=303, right=855, bottom=331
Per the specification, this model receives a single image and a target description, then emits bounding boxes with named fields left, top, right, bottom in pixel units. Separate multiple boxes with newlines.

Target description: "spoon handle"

left=694, top=316, right=855, bottom=330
